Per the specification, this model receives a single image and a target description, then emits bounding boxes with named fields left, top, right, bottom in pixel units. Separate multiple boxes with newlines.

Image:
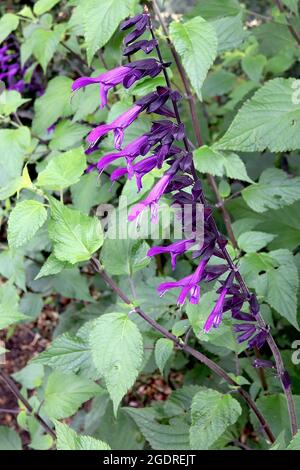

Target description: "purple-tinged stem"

left=90, top=257, right=275, bottom=443
left=149, top=3, right=298, bottom=436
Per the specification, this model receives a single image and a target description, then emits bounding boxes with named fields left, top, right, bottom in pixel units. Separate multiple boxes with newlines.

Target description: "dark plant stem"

left=90, top=257, right=275, bottom=443
left=0, top=369, right=56, bottom=439
left=149, top=2, right=297, bottom=436
left=150, top=0, right=238, bottom=250
left=275, top=0, right=300, bottom=45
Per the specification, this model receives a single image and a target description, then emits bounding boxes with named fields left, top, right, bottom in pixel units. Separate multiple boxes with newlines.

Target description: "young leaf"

left=34, top=254, right=70, bottom=279
left=154, top=338, right=173, bottom=374
left=216, top=78, right=300, bottom=152
left=36, top=147, right=86, bottom=190
left=170, top=16, right=218, bottom=101
left=54, top=421, right=110, bottom=450
left=190, top=388, right=241, bottom=449
left=8, top=200, right=47, bottom=249
left=83, top=0, right=136, bottom=65
left=44, top=370, right=101, bottom=419
left=48, top=197, right=103, bottom=264
left=90, top=312, right=143, bottom=414
left=242, top=169, right=300, bottom=213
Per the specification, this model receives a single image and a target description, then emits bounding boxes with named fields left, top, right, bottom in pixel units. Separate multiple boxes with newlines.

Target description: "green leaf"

left=54, top=421, right=110, bottom=450
left=35, top=254, right=70, bottom=279
left=241, top=55, right=267, bottom=84
left=216, top=79, right=300, bottom=152
left=90, top=312, right=143, bottom=414
left=154, top=338, right=173, bottom=374
left=0, top=166, right=32, bottom=202
left=71, top=173, right=116, bottom=214
left=287, top=430, right=300, bottom=450
left=170, top=17, right=217, bottom=101
left=12, top=363, right=44, bottom=390
left=0, top=248, right=26, bottom=290
left=282, top=0, right=299, bottom=15
left=33, top=0, right=61, bottom=15
left=101, top=238, right=150, bottom=276
left=0, top=426, right=22, bottom=450
left=83, top=0, right=136, bottom=65
left=0, top=13, right=19, bottom=43
left=37, top=147, right=86, bottom=190
left=44, top=370, right=101, bottom=419
left=190, top=388, right=241, bottom=449
left=49, top=120, right=89, bottom=151
left=32, top=77, right=73, bottom=135
left=24, top=26, right=63, bottom=73
left=194, top=145, right=252, bottom=182
left=202, top=70, right=236, bottom=98
left=125, top=407, right=190, bottom=450
left=238, top=231, right=276, bottom=253
left=193, top=0, right=241, bottom=20
left=0, top=283, right=28, bottom=329
left=211, top=13, right=245, bottom=53
left=8, top=200, right=47, bottom=249
left=242, top=169, right=300, bottom=213
left=0, top=90, right=30, bottom=116
left=252, top=394, right=300, bottom=439
left=32, top=332, right=97, bottom=379
left=52, top=267, right=93, bottom=301
left=0, top=127, right=31, bottom=187
left=255, top=249, right=299, bottom=330
left=48, top=197, right=103, bottom=264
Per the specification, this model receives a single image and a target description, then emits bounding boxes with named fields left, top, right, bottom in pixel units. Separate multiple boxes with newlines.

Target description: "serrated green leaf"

left=90, top=312, right=143, bottom=414
left=35, top=254, right=70, bottom=279
left=32, top=332, right=98, bottom=379
left=49, top=120, right=89, bottom=151
left=242, top=169, right=300, bottom=213
left=0, top=13, right=19, bottom=43
left=216, top=79, right=300, bottom=152
left=37, top=147, right=86, bottom=190
left=154, top=338, right=173, bottom=374
left=170, top=17, right=217, bottom=101
left=190, top=388, right=241, bottom=449
left=8, top=200, right=47, bottom=249
left=44, top=370, right=101, bottom=419
left=238, top=231, right=276, bottom=253
left=48, top=197, right=103, bottom=264
left=23, top=26, right=63, bottom=73
left=54, top=421, right=110, bottom=450
left=0, top=90, right=30, bottom=116
left=83, top=0, right=136, bottom=65
left=241, top=55, right=267, bottom=83
left=12, top=363, right=44, bottom=390
left=194, top=145, right=252, bottom=182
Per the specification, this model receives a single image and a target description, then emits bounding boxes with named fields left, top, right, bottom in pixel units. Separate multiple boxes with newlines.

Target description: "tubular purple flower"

left=128, top=173, right=172, bottom=222
left=72, top=66, right=130, bottom=109
left=147, top=239, right=195, bottom=270
left=87, top=104, right=143, bottom=149
left=87, top=134, right=150, bottom=174
left=111, top=154, right=158, bottom=191
left=72, top=59, right=163, bottom=109
left=157, top=258, right=208, bottom=305
left=204, top=285, right=229, bottom=332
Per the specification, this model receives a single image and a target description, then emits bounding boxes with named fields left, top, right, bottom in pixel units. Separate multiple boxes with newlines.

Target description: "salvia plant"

left=0, top=0, right=300, bottom=453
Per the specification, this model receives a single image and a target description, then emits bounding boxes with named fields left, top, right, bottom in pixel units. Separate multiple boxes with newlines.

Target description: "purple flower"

left=204, top=286, right=229, bottom=332
left=147, top=239, right=196, bottom=270
left=157, top=258, right=208, bottom=305
left=87, top=104, right=143, bottom=149
left=124, top=39, right=158, bottom=56
left=252, top=359, right=275, bottom=369
left=121, top=13, right=149, bottom=46
left=87, top=134, right=150, bottom=173
left=128, top=173, right=172, bottom=222
left=111, top=154, right=158, bottom=191
left=72, top=59, right=163, bottom=109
